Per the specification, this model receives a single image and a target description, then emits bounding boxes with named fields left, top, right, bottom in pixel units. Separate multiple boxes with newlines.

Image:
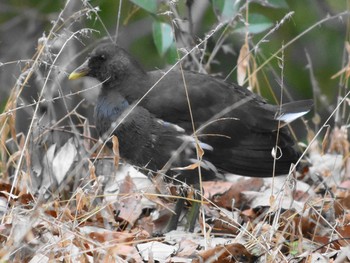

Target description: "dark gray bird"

left=69, top=42, right=312, bottom=179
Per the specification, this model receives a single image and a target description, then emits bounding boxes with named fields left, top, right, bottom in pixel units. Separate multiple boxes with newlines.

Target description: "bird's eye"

left=100, top=54, right=106, bottom=60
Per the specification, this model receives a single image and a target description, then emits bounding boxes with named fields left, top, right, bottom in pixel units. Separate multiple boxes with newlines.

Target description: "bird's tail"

left=276, top=99, right=313, bottom=124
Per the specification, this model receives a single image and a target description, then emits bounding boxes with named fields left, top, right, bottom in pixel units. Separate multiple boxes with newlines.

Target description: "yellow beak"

left=68, top=60, right=90, bottom=80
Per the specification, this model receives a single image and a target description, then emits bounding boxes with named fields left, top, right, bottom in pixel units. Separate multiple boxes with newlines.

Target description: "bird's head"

left=69, top=43, right=145, bottom=86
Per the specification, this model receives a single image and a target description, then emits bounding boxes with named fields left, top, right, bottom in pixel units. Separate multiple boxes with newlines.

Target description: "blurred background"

left=0, top=0, right=348, bottom=143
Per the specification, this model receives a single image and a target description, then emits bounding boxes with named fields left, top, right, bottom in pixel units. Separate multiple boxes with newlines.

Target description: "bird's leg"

left=165, top=196, right=185, bottom=232
left=186, top=188, right=200, bottom=232
left=165, top=184, right=201, bottom=233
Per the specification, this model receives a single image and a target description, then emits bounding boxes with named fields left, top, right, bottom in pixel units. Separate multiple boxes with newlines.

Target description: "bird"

left=69, top=42, right=312, bottom=232
left=69, top=42, right=312, bottom=178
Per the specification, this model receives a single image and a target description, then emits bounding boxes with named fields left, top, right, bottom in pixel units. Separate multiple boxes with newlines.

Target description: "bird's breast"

left=94, top=95, right=130, bottom=137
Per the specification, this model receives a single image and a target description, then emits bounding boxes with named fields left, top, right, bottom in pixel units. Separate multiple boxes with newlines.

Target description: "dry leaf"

left=137, top=241, right=177, bottom=262
left=171, top=162, right=200, bottom=171
left=196, top=140, right=204, bottom=159
left=76, top=187, right=89, bottom=212
left=115, top=175, right=143, bottom=226
left=52, top=138, right=77, bottom=184
left=211, top=178, right=264, bottom=209
left=328, top=126, right=349, bottom=156
left=107, top=245, right=142, bottom=262
left=88, top=159, right=97, bottom=181
left=83, top=118, right=91, bottom=151
left=176, top=239, right=198, bottom=257
left=194, top=243, right=256, bottom=263
left=237, top=43, right=250, bottom=86
left=112, top=135, right=120, bottom=169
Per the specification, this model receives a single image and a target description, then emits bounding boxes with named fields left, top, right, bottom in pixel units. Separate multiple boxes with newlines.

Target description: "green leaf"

left=212, top=0, right=240, bottom=21
left=166, top=43, right=178, bottom=65
left=265, top=0, right=289, bottom=9
left=130, top=0, right=157, bottom=14
left=249, top=0, right=288, bottom=8
left=152, top=21, right=174, bottom=56
left=234, top=14, right=274, bottom=34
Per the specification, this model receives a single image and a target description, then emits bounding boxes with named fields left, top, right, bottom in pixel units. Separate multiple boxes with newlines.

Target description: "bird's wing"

left=146, top=70, right=281, bottom=133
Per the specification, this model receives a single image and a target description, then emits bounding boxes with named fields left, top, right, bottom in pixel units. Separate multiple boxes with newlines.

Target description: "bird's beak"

left=69, top=60, right=90, bottom=80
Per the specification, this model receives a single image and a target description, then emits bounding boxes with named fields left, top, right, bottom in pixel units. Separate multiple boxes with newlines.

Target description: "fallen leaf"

left=336, top=225, right=350, bottom=247
left=212, top=178, right=264, bottom=209
left=176, top=239, right=198, bottom=257
left=115, top=175, right=143, bottom=226
left=137, top=241, right=177, bottom=262
left=52, top=138, right=77, bottom=184
left=194, top=243, right=257, bottom=263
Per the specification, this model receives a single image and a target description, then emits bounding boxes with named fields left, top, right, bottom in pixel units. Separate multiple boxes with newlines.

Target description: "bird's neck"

left=102, top=70, right=150, bottom=102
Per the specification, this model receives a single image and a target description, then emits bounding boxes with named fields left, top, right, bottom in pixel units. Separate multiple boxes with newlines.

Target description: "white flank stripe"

left=276, top=111, right=309, bottom=123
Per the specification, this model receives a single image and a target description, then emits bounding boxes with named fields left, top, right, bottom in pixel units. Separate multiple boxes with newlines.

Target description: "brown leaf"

left=89, top=230, right=134, bottom=243
left=76, top=187, right=89, bottom=212
left=112, top=135, right=120, bottom=169
left=338, top=189, right=350, bottom=210
left=138, top=216, right=155, bottom=235
left=194, top=243, right=256, bottom=263
left=176, top=239, right=198, bottom=257
left=237, top=43, right=250, bottom=86
left=120, top=174, right=136, bottom=194
left=88, top=159, right=97, bottom=181
left=204, top=212, right=240, bottom=235
left=62, top=207, right=75, bottom=221
left=0, top=182, right=20, bottom=198
left=45, top=210, right=58, bottom=218
left=196, top=140, right=204, bottom=159
left=336, top=225, right=350, bottom=247
left=17, top=192, right=34, bottom=205
left=203, top=181, right=235, bottom=198
left=212, top=178, right=264, bottom=209
left=106, top=245, right=141, bottom=262
left=171, top=162, right=200, bottom=171
left=115, top=175, right=143, bottom=226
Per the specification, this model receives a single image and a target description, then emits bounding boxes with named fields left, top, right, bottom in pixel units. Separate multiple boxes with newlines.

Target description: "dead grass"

left=0, top=1, right=350, bottom=262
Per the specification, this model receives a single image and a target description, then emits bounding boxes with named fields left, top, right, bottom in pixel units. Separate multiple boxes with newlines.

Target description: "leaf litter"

left=1, top=4, right=350, bottom=263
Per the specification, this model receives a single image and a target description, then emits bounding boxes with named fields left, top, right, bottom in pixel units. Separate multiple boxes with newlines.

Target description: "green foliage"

left=129, top=0, right=157, bottom=14
left=264, top=0, right=289, bottom=9
left=212, top=0, right=240, bottom=21
left=152, top=21, right=174, bottom=56
left=234, top=13, right=274, bottom=34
